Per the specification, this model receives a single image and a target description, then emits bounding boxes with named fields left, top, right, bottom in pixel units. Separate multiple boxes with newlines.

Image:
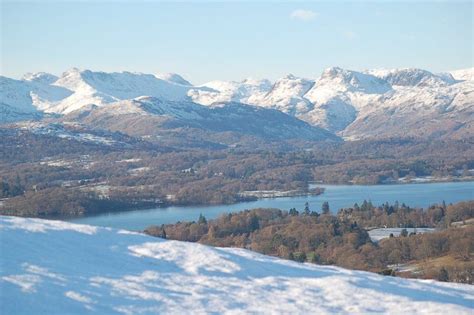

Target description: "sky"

left=1, top=1, right=472, bottom=84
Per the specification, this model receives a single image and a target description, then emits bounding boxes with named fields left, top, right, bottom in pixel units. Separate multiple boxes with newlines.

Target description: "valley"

left=2, top=2, right=472, bottom=313
left=1, top=124, right=473, bottom=218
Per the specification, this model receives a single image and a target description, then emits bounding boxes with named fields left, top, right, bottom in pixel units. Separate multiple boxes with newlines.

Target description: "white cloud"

left=342, top=31, right=358, bottom=40
left=290, top=9, right=317, bottom=21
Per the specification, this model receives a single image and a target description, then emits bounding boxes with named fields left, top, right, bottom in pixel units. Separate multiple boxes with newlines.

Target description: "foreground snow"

left=1, top=216, right=473, bottom=314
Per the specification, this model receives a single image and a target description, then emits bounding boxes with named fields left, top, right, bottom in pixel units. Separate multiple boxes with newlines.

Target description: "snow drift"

left=1, top=216, right=473, bottom=314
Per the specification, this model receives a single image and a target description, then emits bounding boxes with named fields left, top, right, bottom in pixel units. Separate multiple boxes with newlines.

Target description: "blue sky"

left=1, top=1, right=472, bottom=84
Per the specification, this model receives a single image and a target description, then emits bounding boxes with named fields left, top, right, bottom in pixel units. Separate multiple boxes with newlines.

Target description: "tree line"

left=145, top=201, right=474, bottom=284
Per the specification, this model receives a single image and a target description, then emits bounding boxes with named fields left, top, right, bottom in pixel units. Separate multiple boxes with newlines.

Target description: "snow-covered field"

left=368, top=228, right=436, bottom=242
left=1, top=216, right=473, bottom=314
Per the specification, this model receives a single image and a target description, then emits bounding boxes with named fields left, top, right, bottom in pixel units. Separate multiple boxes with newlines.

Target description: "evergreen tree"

left=198, top=213, right=207, bottom=225
left=367, top=200, right=374, bottom=210
left=400, top=228, right=408, bottom=237
left=322, top=202, right=330, bottom=215
left=361, top=200, right=369, bottom=211
left=303, top=202, right=310, bottom=215
left=160, top=224, right=167, bottom=239
left=350, top=221, right=358, bottom=230
left=249, top=214, right=259, bottom=231
left=289, top=208, right=299, bottom=216
left=438, top=267, right=449, bottom=282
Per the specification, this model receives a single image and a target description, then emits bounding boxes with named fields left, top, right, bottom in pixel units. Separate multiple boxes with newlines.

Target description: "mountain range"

left=1, top=66, right=472, bottom=141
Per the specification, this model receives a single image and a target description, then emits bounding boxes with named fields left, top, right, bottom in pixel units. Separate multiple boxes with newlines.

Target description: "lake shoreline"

left=64, top=181, right=474, bottom=231
left=310, top=176, right=474, bottom=186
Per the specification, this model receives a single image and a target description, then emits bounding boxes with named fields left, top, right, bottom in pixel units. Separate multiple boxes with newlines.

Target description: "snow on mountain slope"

left=313, top=67, right=392, bottom=94
left=366, top=68, right=452, bottom=87
left=49, top=68, right=199, bottom=114
left=298, top=67, right=392, bottom=131
left=0, top=76, right=71, bottom=121
left=22, top=72, right=59, bottom=85
left=1, top=67, right=472, bottom=139
left=186, top=67, right=473, bottom=138
left=340, top=73, right=474, bottom=139
left=0, top=76, right=39, bottom=114
left=154, top=72, right=192, bottom=86
left=256, top=74, right=315, bottom=115
left=1, top=216, right=473, bottom=315
left=12, top=121, right=123, bottom=146
left=189, top=77, right=272, bottom=105
left=450, top=67, right=474, bottom=81
left=0, top=104, right=44, bottom=123
left=64, top=96, right=339, bottom=141
left=295, top=67, right=473, bottom=137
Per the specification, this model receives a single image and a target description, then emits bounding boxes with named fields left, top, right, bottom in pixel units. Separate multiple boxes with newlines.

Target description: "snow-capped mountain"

left=154, top=72, right=192, bottom=86
left=2, top=216, right=473, bottom=314
left=64, top=96, right=338, bottom=141
left=188, top=66, right=473, bottom=139
left=256, top=74, right=315, bottom=115
left=366, top=68, right=454, bottom=87
left=50, top=68, right=198, bottom=114
left=1, top=66, right=473, bottom=140
left=22, top=72, right=59, bottom=85
left=0, top=75, right=72, bottom=119
left=188, top=77, right=273, bottom=105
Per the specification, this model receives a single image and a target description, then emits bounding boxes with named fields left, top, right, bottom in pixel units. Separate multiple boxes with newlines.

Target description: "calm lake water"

left=67, top=181, right=474, bottom=231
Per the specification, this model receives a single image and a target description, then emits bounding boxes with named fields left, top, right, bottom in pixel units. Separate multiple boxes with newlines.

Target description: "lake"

left=67, top=181, right=474, bottom=231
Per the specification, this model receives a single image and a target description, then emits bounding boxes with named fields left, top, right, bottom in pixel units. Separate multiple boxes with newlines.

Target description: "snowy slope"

left=450, top=68, right=474, bottom=81
left=64, top=96, right=338, bottom=141
left=49, top=68, right=199, bottom=114
left=255, top=74, right=315, bottom=115
left=1, top=216, right=473, bottom=315
left=0, top=75, right=72, bottom=121
left=366, top=68, right=453, bottom=87
left=188, top=67, right=473, bottom=138
left=22, top=72, right=59, bottom=85
left=154, top=72, right=192, bottom=86
left=189, top=77, right=272, bottom=105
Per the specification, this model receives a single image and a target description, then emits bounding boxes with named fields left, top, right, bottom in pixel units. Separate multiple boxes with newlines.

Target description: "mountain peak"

left=241, top=77, right=271, bottom=86
left=449, top=67, right=474, bottom=81
left=282, top=73, right=297, bottom=80
left=22, top=72, right=59, bottom=85
left=366, top=68, right=453, bottom=87
left=155, top=72, right=192, bottom=86
left=317, top=67, right=391, bottom=94
left=322, top=66, right=344, bottom=76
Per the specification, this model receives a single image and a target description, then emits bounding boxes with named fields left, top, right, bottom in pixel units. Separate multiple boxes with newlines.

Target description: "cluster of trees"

left=145, top=201, right=474, bottom=284
left=378, top=227, right=473, bottom=282
left=0, top=178, right=24, bottom=198
left=0, top=187, right=162, bottom=217
left=338, top=200, right=474, bottom=228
